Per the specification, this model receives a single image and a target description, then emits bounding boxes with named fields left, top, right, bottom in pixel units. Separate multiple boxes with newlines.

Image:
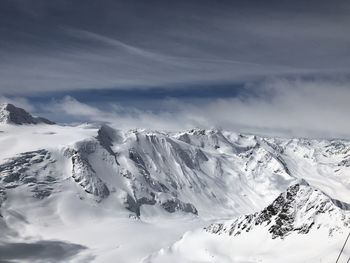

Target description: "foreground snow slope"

left=1, top=105, right=350, bottom=262
left=144, top=182, right=350, bottom=263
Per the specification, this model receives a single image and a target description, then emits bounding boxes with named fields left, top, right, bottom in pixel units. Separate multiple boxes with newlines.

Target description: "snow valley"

left=0, top=103, right=350, bottom=263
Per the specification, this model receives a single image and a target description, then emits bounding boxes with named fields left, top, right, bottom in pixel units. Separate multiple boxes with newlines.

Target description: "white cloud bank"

left=36, top=78, right=350, bottom=139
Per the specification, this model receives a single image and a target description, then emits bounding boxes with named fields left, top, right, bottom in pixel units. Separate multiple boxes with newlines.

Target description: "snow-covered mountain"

left=0, top=105, right=350, bottom=262
left=145, top=182, right=350, bottom=263
left=0, top=103, right=55, bottom=125
left=206, top=181, right=350, bottom=239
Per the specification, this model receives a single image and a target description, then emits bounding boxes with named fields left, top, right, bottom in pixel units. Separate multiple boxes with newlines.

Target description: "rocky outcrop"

left=96, top=124, right=120, bottom=165
left=0, top=150, right=56, bottom=199
left=206, top=181, right=350, bottom=239
left=64, top=140, right=110, bottom=200
left=0, top=103, right=55, bottom=125
left=71, top=152, right=110, bottom=199
left=160, top=199, right=198, bottom=215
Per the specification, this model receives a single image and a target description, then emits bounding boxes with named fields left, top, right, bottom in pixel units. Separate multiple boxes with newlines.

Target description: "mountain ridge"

left=206, top=181, right=350, bottom=239
left=144, top=182, right=350, bottom=263
left=0, top=103, right=55, bottom=125
left=1, top=104, right=350, bottom=262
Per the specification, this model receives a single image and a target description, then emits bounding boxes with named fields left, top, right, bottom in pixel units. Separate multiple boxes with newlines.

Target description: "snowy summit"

left=0, top=103, right=55, bottom=125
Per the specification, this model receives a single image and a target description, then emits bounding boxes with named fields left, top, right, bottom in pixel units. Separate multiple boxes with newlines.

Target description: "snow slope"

left=1, top=105, right=350, bottom=262
left=145, top=182, right=350, bottom=263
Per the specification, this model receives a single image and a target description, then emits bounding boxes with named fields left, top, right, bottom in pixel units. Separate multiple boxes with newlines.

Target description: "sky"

left=1, top=0, right=350, bottom=138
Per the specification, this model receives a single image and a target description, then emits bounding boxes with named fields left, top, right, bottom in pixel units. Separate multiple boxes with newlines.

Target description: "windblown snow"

left=0, top=105, right=350, bottom=263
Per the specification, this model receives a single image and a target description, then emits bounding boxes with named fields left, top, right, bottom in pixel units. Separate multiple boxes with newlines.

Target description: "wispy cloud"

left=1, top=0, right=350, bottom=95
left=0, top=96, right=34, bottom=112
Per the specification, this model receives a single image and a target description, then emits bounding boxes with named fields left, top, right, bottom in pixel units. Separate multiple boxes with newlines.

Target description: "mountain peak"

left=0, top=103, right=55, bottom=125
left=206, top=182, right=350, bottom=239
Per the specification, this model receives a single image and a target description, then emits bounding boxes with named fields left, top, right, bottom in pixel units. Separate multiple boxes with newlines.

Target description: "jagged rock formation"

left=0, top=103, right=54, bottom=125
left=145, top=182, right=350, bottom=263
left=206, top=182, right=350, bottom=239
left=71, top=150, right=110, bottom=199
left=63, top=139, right=110, bottom=200
left=0, top=149, right=57, bottom=199
left=0, top=149, right=71, bottom=242
left=0, top=150, right=58, bottom=239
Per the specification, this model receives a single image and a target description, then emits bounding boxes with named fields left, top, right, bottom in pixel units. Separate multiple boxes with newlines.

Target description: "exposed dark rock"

left=0, top=103, right=55, bottom=125
left=206, top=182, right=350, bottom=239
left=124, top=193, right=157, bottom=217
left=129, top=148, right=168, bottom=192
left=71, top=152, right=110, bottom=199
left=166, top=139, right=195, bottom=169
left=128, top=147, right=198, bottom=215
left=96, top=124, right=120, bottom=165
left=0, top=150, right=56, bottom=199
left=161, top=199, right=198, bottom=215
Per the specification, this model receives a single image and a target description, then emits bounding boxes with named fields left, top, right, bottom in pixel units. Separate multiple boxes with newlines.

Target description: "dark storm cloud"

left=1, top=0, right=350, bottom=94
